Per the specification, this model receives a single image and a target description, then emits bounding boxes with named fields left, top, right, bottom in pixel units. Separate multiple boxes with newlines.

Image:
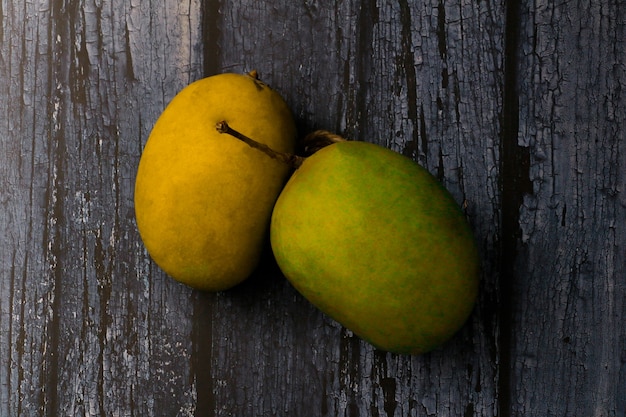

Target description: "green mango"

left=270, top=140, right=480, bottom=355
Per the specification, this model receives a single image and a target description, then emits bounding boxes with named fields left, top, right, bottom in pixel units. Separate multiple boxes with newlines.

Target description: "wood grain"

left=1, top=1, right=203, bottom=415
left=1, top=0, right=624, bottom=416
left=513, top=1, right=626, bottom=415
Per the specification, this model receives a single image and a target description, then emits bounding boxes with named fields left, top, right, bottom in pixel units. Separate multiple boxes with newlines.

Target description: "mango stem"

left=216, top=121, right=305, bottom=169
left=301, top=130, right=346, bottom=156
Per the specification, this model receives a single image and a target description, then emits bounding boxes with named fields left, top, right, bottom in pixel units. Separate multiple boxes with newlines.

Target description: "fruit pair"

left=134, top=72, right=479, bottom=355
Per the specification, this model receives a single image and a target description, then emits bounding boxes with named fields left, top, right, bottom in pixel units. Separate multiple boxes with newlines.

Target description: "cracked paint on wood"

left=1, top=0, right=624, bottom=416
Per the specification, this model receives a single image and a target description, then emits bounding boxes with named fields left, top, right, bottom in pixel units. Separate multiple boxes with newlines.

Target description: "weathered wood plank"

left=1, top=3, right=59, bottom=415
left=1, top=0, right=203, bottom=415
left=204, top=1, right=504, bottom=416
left=513, top=0, right=626, bottom=415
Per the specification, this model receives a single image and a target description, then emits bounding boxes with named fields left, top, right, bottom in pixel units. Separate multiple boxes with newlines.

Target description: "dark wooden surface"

left=0, top=1, right=624, bottom=416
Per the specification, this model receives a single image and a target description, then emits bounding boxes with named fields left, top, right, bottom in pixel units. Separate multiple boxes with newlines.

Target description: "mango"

left=134, top=72, right=296, bottom=291
left=270, top=139, right=479, bottom=354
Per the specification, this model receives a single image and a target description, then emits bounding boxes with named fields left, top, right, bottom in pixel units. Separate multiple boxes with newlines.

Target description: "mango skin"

left=270, top=141, right=479, bottom=354
left=135, top=73, right=296, bottom=291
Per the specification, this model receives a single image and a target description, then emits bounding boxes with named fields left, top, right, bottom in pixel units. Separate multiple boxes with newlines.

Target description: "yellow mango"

left=134, top=72, right=296, bottom=291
